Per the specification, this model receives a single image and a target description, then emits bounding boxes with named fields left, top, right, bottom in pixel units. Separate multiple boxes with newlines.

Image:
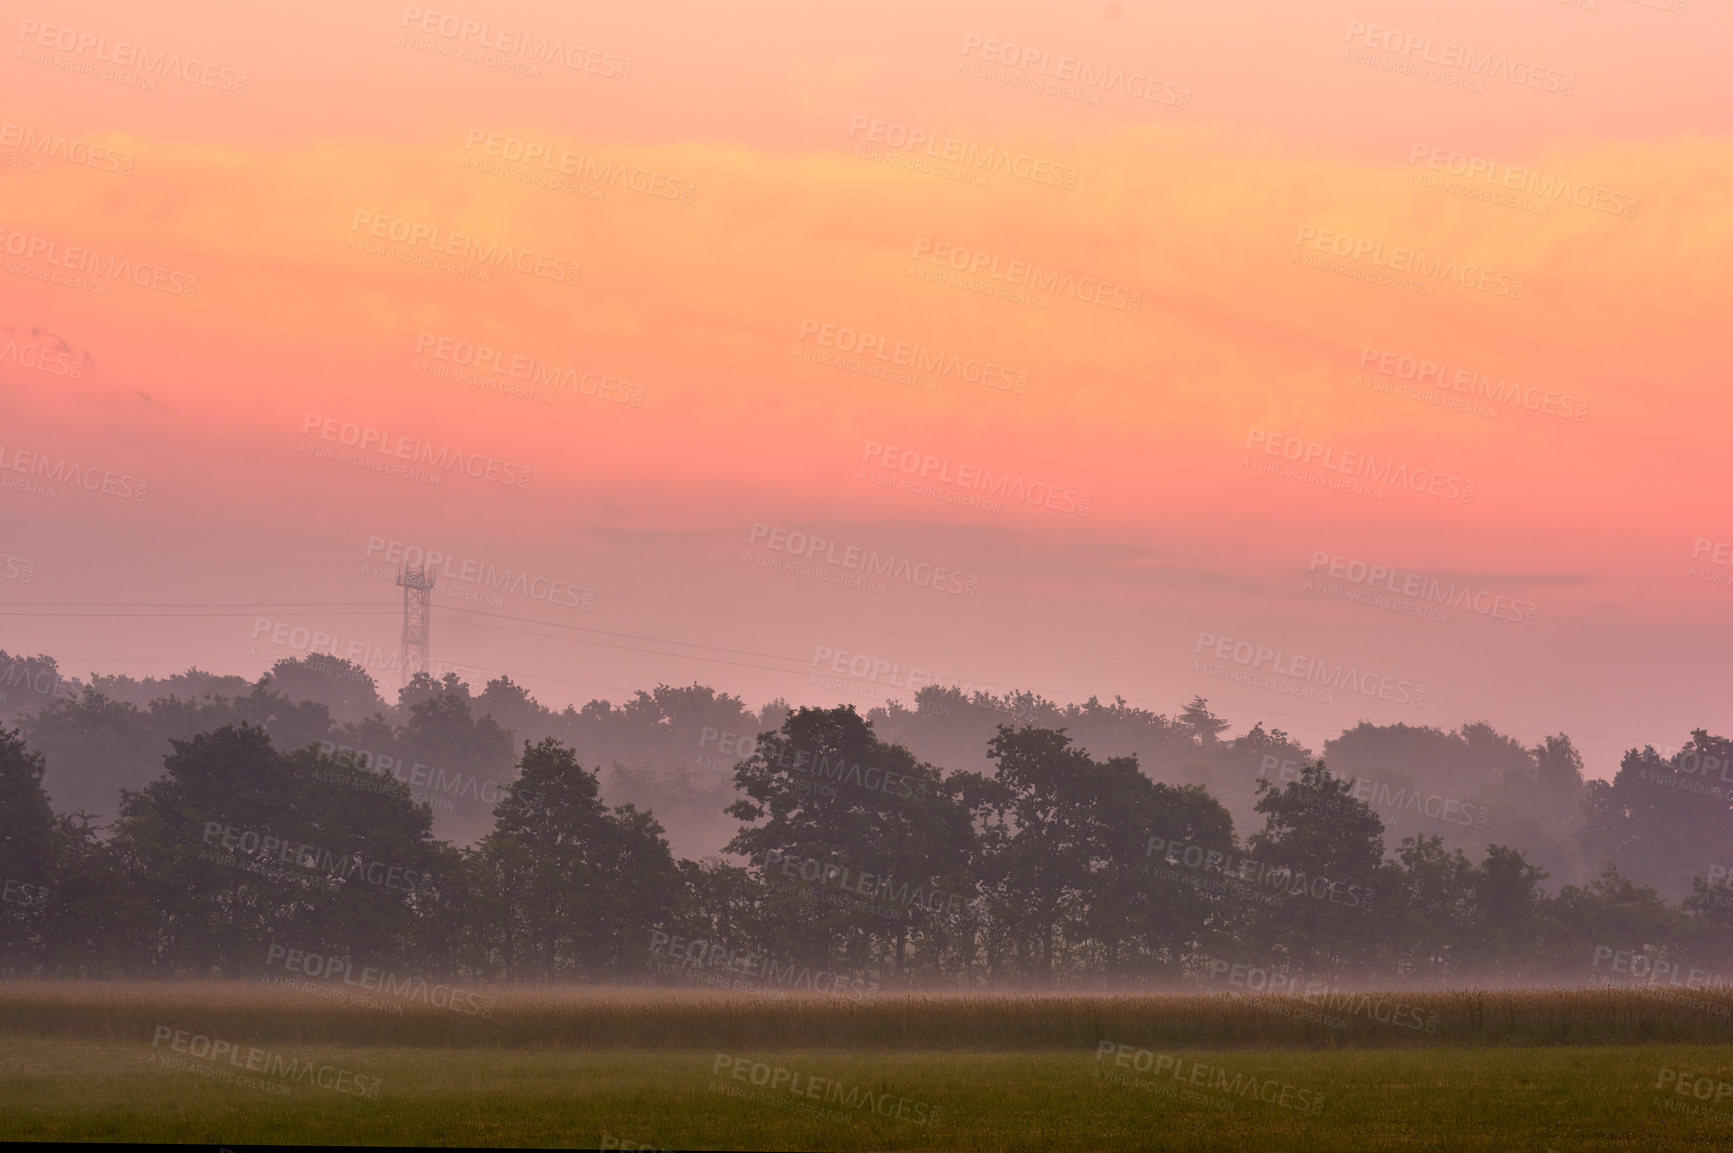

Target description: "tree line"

left=2, top=649, right=1730, bottom=989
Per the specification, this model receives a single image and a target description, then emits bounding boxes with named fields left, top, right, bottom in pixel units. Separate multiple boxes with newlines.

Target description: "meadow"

left=4, top=983, right=1733, bottom=1149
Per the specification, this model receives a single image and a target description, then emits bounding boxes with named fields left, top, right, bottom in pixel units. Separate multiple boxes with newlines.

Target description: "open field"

left=6, top=1039, right=1733, bottom=1149
left=5, top=984, right=1733, bottom=1149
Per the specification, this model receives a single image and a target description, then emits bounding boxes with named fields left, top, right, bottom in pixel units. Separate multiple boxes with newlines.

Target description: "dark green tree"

left=109, top=723, right=445, bottom=974
left=1581, top=733, right=1733, bottom=900
left=38, top=813, right=153, bottom=977
left=264, top=654, right=386, bottom=724
left=1087, top=767, right=1235, bottom=982
left=19, top=691, right=160, bottom=820
left=966, top=726, right=1216, bottom=984
left=0, top=726, right=57, bottom=971
left=1459, top=845, right=1553, bottom=979
left=1543, top=862, right=1678, bottom=977
left=472, top=738, right=680, bottom=980
left=1389, top=835, right=1477, bottom=982
left=1244, top=761, right=1395, bottom=978
left=725, top=706, right=970, bottom=982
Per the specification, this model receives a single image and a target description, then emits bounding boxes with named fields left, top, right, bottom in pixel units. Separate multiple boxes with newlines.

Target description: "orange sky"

left=3, top=0, right=1731, bottom=775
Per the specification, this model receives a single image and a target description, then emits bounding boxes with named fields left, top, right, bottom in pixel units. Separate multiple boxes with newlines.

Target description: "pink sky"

left=3, top=0, right=1730, bottom=776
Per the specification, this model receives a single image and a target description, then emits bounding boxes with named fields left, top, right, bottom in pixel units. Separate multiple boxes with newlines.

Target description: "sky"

left=3, top=0, right=1730, bottom=778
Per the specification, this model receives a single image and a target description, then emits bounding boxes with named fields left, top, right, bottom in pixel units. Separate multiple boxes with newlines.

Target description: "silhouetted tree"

left=472, top=739, right=680, bottom=980
left=1460, top=846, right=1552, bottom=979
left=1581, top=733, right=1733, bottom=900
left=0, top=726, right=56, bottom=971
left=726, top=706, right=968, bottom=980
left=263, top=654, right=386, bottom=724
left=1244, top=761, right=1396, bottom=978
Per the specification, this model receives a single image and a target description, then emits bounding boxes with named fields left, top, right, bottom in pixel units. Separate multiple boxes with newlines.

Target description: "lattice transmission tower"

left=394, top=564, right=436, bottom=688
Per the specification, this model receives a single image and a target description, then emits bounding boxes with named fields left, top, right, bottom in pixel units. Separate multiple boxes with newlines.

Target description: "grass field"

left=4, top=983, right=1732, bottom=1149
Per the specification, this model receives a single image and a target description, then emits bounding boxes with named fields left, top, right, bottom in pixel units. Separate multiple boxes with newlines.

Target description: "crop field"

left=4, top=984, right=1733, bottom=1149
